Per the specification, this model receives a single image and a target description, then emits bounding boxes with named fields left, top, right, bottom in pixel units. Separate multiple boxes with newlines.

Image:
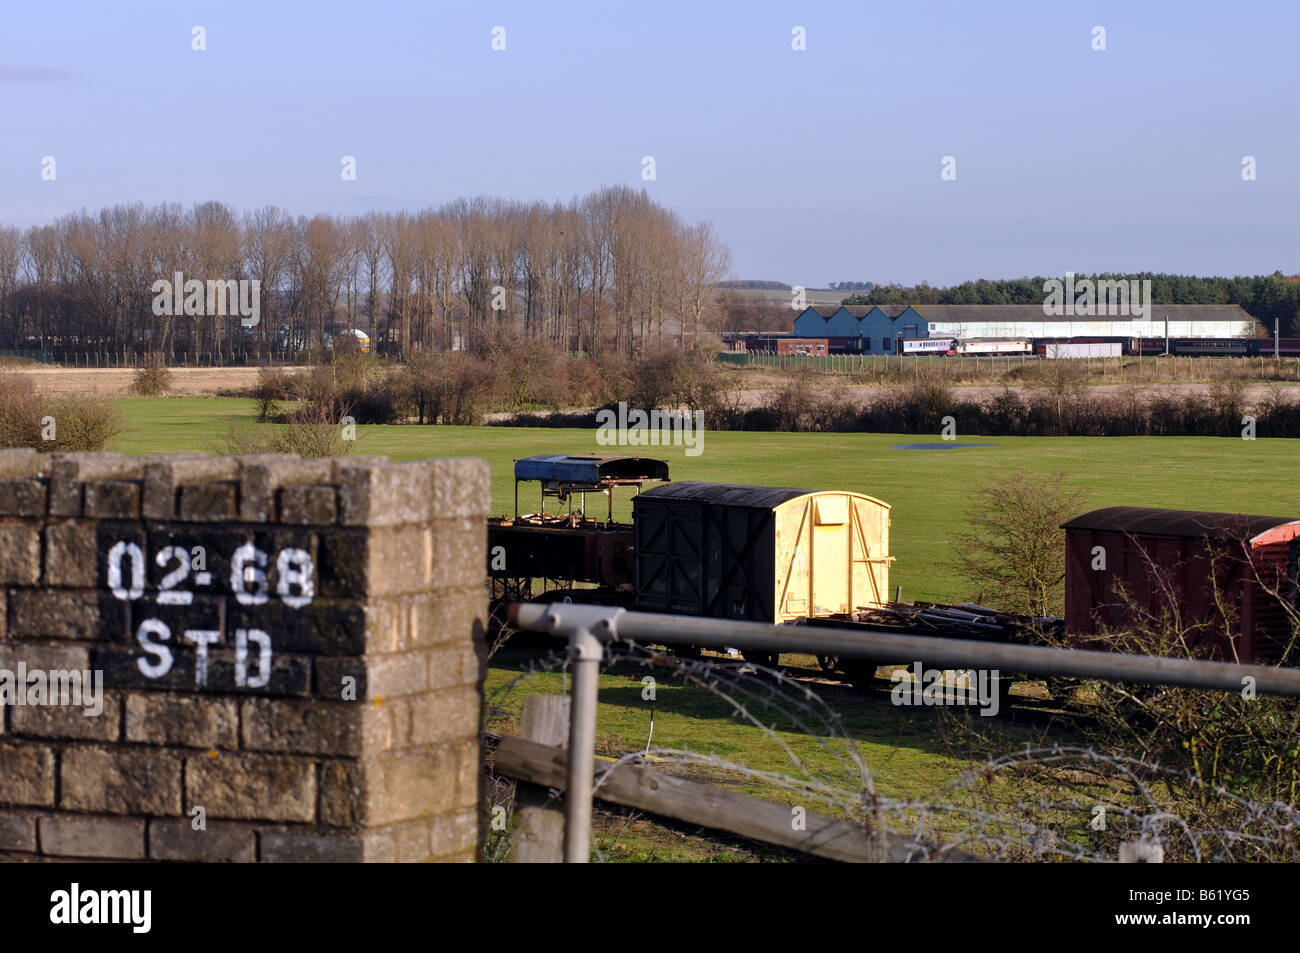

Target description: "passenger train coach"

left=897, top=336, right=1300, bottom=358
left=900, top=338, right=1033, bottom=356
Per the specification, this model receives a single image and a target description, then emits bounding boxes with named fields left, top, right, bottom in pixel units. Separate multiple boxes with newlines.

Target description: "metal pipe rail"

left=508, top=600, right=1300, bottom=862
left=510, top=602, right=1300, bottom=697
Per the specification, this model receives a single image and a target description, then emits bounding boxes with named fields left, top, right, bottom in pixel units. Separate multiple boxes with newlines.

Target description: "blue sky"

left=2, top=0, right=1296, bottom=286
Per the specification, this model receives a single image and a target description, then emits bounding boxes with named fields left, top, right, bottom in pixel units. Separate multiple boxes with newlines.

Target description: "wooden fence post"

left=511, top=694, right=571, bottom=863
left=1119, top=840, right=1163, bottom=863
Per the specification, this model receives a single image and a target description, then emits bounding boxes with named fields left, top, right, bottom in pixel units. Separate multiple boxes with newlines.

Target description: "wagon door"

left=708, top=504, right=775, bottom=622
left=849, top=496, right=890, bottom=609
left=811, top=495, right=850, bottom=615
left=775, top=500, right=813, bottom=620
left=634, top=499, right=705, bottom=615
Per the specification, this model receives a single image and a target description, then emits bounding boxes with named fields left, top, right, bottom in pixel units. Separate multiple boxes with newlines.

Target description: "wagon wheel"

left=741, top=648, right=781, bottom=670
left=992, top=673, right=1016, bottom=713
left=487, top=577, right=532, bottom=633
left=841, top=659, right=878, bottom=689
left=817, top=655, right=840, bottom=674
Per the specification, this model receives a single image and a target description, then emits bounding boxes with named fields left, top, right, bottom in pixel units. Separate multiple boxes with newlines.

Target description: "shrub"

left=219, top=408, right=354, bottom=459
left=341, top=387, right=397, bottom=426
left=627, top=347, right=689, bottom=411
left=44, top=396, right=125, bottom=452
left=982, top=387, right=1029, bottom=435
left=0, top=374, right=42, bottom=448
left=910, top=372, right=953, bottom=432
left=769, top=373, right=819, bottom=431
left=129, top=354, right=173, bottom=396
left=1082, top=573, right=1300, bottom=813
left=252, top=367, right=290, bottom=422
left=1257, top=391, right=1300, bottom=437
left=950, top=472, right=1089, bottom=617
left=0, top=373, right=123, bottom=451
left=739, top=405, right=780, bottom=431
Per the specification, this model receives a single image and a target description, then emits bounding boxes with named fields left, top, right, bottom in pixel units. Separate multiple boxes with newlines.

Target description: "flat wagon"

left=487, top=455, right=669, bottom=617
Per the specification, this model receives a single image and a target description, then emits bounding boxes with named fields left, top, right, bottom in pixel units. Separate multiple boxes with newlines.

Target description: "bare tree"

left=244, top=206, right=293, bottom=359
left=0, top=187, right=731, bottom=364
left=676, top=221, right=732, bottom=348
left=951, top=472, right=1089, bottom=617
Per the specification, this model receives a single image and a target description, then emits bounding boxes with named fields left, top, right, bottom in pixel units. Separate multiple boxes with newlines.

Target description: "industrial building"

left=791, top=304, right=1259, bottom=354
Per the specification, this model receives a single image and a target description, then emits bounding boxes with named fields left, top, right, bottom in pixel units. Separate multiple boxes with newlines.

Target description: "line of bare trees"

left=0, top=185, right=732, bottom=362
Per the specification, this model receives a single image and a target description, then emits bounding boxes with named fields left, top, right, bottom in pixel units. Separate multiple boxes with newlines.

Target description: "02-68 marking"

left=105, top=540, right=316, bottom=689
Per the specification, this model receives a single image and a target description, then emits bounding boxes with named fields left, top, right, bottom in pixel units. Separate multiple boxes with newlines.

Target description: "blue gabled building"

left=792, top=305, right=929, bottom=353
left=791, top=305, right=840, bottom=337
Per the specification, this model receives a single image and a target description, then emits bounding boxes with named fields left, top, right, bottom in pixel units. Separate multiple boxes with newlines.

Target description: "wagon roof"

left=639, top=481, right=887, bottom=511
left=1062, top=506, right=1300, bottom=540
left=513, top=455, right=669, bottom=485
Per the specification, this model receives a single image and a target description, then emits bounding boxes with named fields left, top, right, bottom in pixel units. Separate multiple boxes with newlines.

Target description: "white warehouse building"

left=792, top=304, right=1260, bottom=354
left=917, top=304, right=1259, bottom=340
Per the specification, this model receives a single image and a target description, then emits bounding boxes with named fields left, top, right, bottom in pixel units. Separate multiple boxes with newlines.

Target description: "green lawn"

left=113, top=396, right=1300, bottom=603
left=483, top=649, right=1001, bottom=861
left=109, top=395, right=1285, bottom=858
left=485, top=651, right=969, bottom=799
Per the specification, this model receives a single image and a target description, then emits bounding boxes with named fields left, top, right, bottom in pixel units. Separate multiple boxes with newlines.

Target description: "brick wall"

left=0, top=449, right=487, bottom=862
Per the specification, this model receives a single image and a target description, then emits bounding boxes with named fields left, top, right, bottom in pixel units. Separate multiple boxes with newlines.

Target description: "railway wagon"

left=1062, top=507, right=1300, bottom=664
left=1129, top=337, right=1292, bottom=356
left=901, top=337, right=956, bottom=355
left=1171, top=337, right=1249, bottom=356
left=487, top=455, right=669, bottom=608
left=1255, top=337, right=1300, bottom=357
left=1042, top=341, right=1122, bottom=358
left=632, top=483, right=893, bottom=625
left=956, top=338, right=1031, bottom=355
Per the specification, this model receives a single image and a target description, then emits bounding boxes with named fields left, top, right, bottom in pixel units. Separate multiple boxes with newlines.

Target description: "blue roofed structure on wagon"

left=487, top=456, right=670, bottom=609
left=512, top=454, right=670, bottom=492
left=509, top=455, right=670, bottom=524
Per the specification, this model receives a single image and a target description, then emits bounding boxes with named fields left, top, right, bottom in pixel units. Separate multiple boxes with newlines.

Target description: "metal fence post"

left=564, top=625, right=603, bottom=862
left=511, top=603, right=625, bottom=862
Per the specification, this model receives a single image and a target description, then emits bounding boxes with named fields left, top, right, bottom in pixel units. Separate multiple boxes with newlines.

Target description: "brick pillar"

left=0, top=449, right=487, bottom=862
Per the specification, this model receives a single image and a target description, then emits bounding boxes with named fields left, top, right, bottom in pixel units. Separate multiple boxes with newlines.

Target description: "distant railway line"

left=733, top=333, right=1300, bottom=358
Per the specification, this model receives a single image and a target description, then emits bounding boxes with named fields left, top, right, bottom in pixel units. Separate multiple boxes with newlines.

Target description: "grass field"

left=727, top=285, right=848, bottom=307
left=115, top=396, right=1300, bottom=604
left=107, top=396, right=1297, bottom=859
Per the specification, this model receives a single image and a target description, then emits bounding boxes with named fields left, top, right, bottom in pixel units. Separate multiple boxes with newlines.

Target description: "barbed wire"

left=482, top=635, right=1300, bottom=862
